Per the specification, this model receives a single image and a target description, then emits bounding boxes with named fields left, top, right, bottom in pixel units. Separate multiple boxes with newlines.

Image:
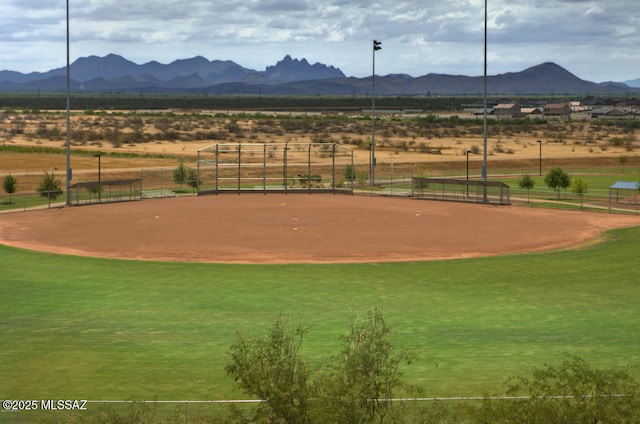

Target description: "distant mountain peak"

left=624, top=77, right=640, bottom=88
left=0, top=55, right=637, bottom=95
left=264, top=55, right=345, bottom=82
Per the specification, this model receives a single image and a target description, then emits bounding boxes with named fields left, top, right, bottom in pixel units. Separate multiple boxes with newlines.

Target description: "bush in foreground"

left=464, top=356, right=640, bottom=423
left=225, top=308, right=411, bottom=424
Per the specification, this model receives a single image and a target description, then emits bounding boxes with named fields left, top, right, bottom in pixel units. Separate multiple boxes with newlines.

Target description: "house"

left=521, top=107, right=544, bottom=118
left=473, top=108, right=495, bottom=116
left=493, top=103, right=522, bottom=119
left=544, top=103, right=571, bottom=119
left=591, top=107, right=629, bottom=119
left=569, top=101, right=589, bottom=113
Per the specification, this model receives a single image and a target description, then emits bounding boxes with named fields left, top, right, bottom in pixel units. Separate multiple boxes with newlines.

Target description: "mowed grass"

left=2, top=226, right=640, bottom=401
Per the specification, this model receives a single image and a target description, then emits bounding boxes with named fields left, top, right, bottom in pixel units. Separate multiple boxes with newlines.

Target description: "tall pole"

left=537, top=139, right=542, bottom=176
left=371, top=40, right=381, bottom=186
left=93, top=154, right=101, bottom=201
left=482, top=0, right=488, bottom=202
left=65, top=0, right=72, bottom=206
left=482, top=0, right=488, bottom=183
left=466, top=150, right=471, bottom=196
left=97, top=155, right=101, bottom=184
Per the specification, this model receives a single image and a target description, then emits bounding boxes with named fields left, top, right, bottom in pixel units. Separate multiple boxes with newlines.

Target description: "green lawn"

left=0, top=195, right=60, bottom=211
left=2, top=227, right=640, bottom=402
left=506, top=172, right=639, bottom=191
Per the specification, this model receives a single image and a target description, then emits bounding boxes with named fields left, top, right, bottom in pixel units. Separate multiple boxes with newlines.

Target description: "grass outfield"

left=2, top=227, right=640, bottom=402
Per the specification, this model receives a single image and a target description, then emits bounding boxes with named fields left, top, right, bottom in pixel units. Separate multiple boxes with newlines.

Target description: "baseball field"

left=2, top=107, right=640, bottom=422
left=1, top=193, right=640, bottom=403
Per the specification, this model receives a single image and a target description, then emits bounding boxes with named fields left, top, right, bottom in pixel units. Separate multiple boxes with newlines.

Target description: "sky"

left=2, top=0, right=639, bottom=83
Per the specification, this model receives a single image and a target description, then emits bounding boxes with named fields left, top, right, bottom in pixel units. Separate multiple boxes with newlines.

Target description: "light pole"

left=482, top=0, right=488, bottom=183
left=93, top=154, right=101, bottom=201
left=536, top=140, right=542, bottom=176
left=65, top=0, right=72, bottom=206
left=466, top=150, right=472, bottom=196
left=370, top=39, right=381, bottom=186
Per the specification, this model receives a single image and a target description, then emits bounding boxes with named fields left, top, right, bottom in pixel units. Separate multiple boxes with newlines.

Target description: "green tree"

left=544, top=166, right=571, bottom=200
left=37, top=171, right=62, bottom=206
left=317, top=308, right=412, bottom=424
left=518, top=174, right=535, bottom=203
left=344, top=164, right=356, bottom=182
left=3, top=174, right=17, bottom=204
left=356, top=171, right=369, bottom=186
left=226, top=309, right=410, bottom=424
left=466, top=356, right=640, bottom=423
left=226, top=318, right=311, bottom=424
left=571, top=177, right=588, bottom=209
left=620, top=154, right=629, bottom=173
left=186, top=167, right=199, bottom=193
left=173, top=163, right=188, bottom=190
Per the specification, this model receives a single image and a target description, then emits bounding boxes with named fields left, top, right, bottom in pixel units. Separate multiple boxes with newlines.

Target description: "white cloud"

left=1, top=0, right=639, bottom=82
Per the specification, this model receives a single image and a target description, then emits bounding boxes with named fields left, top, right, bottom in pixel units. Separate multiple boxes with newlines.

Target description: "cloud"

left=1, top=0, right=639, bottom=82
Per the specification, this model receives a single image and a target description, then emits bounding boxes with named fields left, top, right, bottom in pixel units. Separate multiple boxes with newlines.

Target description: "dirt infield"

left=1, top=194, right=639, bottom=264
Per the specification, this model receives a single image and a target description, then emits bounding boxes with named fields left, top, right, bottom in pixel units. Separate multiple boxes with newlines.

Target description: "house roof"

left=592, top=107, right=627, bottom=116
left=521, top=107, right=543, bottom=114
left=494, top=103, right=517, bottom=109
left=473, top=108, right=494, bottom=115
left=545, top=103, right=570, bottom=109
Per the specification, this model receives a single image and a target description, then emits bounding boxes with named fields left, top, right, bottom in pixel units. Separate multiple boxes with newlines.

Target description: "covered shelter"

left=609, top=181, right=639, bottom=204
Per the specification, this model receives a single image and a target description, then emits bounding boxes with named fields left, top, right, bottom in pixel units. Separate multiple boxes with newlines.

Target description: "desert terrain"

left=2, top=109, right=639, bottom=191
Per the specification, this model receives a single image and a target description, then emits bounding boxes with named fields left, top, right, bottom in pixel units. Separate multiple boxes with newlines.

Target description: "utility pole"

left=370, top=39, right=381, bottom=185
left=65, top=0, right=72, bottom=206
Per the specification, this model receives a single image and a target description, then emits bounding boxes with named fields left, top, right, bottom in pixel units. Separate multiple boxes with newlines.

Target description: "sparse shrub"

left=226, top=317, right=311, bottom=424
left=173, top=163, right=198, bottom=192
left=571, top=177, right=588, bottom=208
left=343, top=164, right=356, bottom=182
left=226, top=309, right=410, bottom=424
left=186, top=168, right=199, bottom=193
left=464, top=356, right=640, bottom=423
left=518, top=174, right=535, bottom=203
left=314, top=308, right=412, bottom=423
left=297, top=174, right=322, bottom=187
left=609, top=136, right=633, bottom=147
left=359, top=138, right=371, bottom=150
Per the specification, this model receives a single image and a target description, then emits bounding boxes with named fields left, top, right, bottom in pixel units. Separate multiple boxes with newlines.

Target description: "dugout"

left=609, top=181, right=639, bottom=204
left=69, top=178, right=142, bottom=206
left=412, top=177, right=510, bottom=205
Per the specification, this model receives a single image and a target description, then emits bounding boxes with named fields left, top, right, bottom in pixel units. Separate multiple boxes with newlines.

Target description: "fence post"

left=284, top=142, right=289, bottom=195
left=263, top=144, right=267, bottom=193
left=237, top=144, right=242, bottom=194
left=308, top=143, right=312, bottom=194
left=332, top=143, right=336, bottom=194
left=196, top=150, right=201, bottom=194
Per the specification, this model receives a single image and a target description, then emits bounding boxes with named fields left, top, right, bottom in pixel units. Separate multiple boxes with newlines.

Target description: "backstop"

left=196, top=143, right=355, bottom=194
left=412, top=177, right=510, bottom=205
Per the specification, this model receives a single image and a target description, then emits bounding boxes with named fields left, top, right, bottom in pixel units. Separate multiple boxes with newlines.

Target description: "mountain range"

left=1, top=54, right=638, bottom=96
